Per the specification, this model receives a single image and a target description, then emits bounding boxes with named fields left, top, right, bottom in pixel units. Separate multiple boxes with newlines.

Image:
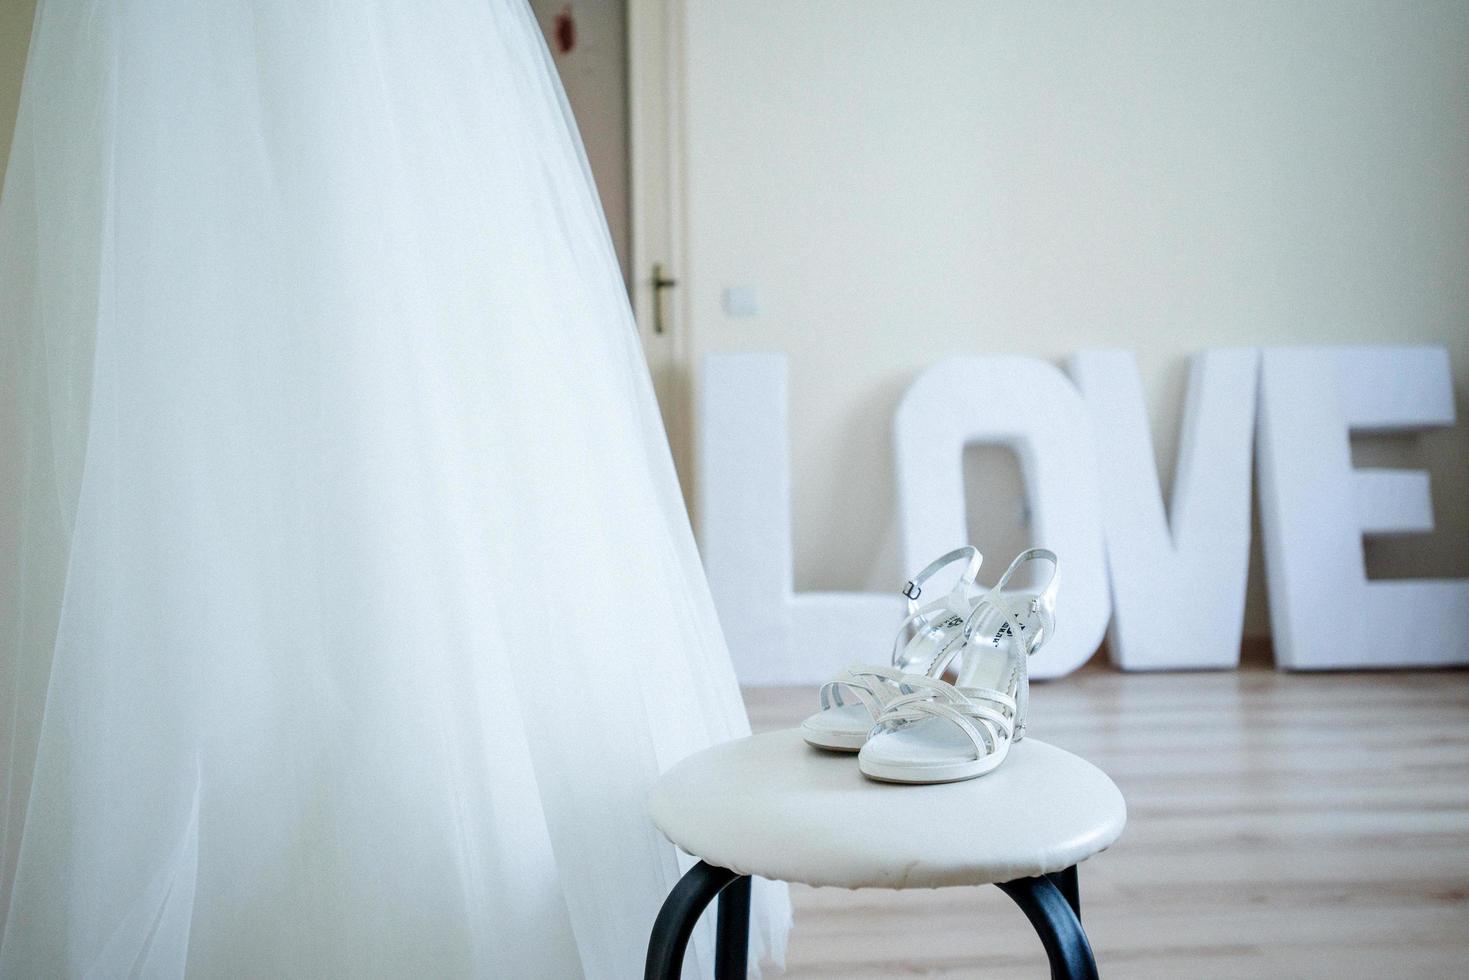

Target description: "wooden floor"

left=742, top=651, right=1469, bottom=978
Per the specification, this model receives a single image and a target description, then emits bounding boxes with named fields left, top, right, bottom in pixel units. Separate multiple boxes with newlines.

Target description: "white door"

left=526, top=1, right=690, bottom=484
left=626, top=0, right=691, bottom=490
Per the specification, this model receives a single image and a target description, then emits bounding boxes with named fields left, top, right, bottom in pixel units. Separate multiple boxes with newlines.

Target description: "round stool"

left=644, top=728, right=1126, bottom=979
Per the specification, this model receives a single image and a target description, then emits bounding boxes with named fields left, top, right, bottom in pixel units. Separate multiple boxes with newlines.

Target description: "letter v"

left=1068, top=349, right=1258, bottom=670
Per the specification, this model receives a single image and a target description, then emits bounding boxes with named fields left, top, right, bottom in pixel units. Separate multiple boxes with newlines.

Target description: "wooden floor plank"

left=742, top=654, right=1469, bottom=978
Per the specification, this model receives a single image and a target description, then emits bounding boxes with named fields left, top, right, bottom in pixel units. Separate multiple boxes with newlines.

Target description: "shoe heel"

left=1013, top=662, right=1029, bottom=742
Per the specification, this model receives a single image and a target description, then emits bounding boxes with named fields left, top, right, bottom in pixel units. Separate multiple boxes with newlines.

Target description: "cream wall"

left=3, top=3, right=1465, bottom=644
left=680, top=0, right=1469, bottom=637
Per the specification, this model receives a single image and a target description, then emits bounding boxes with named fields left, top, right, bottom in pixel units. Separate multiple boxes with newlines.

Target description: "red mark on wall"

left=554, top=5, right=577, bottom=55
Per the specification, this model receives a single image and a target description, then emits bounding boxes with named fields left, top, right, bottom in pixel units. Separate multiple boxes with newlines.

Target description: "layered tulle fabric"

left=0, top=1, right=788, bottom=975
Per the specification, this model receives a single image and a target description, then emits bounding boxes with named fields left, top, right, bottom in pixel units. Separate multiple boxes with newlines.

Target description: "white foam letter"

left=699, top=353, right=901, bottom=685
left=1257, top=345, right=1469, bottom=668
left=1070, top=349, right=1258, bottom=670
left=895, top=358, right=1108, bottom=679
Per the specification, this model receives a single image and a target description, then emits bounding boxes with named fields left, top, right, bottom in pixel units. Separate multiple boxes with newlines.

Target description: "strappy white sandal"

left=857, top=549, right=1059, bottom=783
left=801, top=547, right=984, bottom=751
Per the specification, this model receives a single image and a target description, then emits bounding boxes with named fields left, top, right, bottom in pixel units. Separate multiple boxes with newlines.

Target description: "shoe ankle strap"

left=900, top=546, right=982, bottom=616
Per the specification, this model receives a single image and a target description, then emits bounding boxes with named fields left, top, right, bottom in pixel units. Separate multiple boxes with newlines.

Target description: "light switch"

left=722, top=285, right=759, bottom=317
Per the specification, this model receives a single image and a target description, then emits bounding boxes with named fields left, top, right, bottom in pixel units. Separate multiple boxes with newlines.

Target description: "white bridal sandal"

left=857, top=549, right=1059, bottom=784
left=801, top=547, right=984, bottom=751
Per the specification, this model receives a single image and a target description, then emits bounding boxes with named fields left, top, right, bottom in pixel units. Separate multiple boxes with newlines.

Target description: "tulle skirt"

left=0, top=1, right=787, bottom=975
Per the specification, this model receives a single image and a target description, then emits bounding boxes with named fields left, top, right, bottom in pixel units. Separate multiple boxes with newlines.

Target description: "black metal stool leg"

left=645, top=860, right=748, bottom=980
left=1045, top=864, right=1081, bottom=919
left=715, top=873, right=751, bottom=979
left=996, top=870, right=1099, bottom=980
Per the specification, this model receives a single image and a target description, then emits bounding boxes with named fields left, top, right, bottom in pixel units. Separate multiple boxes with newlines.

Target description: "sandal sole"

left=800, top=725, right=867, bottom=752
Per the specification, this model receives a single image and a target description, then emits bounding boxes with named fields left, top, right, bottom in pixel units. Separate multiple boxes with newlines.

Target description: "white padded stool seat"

left=649, top=728, right=1125, bottom=889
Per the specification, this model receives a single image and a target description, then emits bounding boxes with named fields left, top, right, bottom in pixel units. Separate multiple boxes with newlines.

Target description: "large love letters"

left=699, top=345, right=1464, bottom=682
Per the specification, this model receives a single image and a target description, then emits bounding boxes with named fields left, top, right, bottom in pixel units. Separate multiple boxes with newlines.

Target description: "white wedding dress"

left=0, top=1, right=787, bottom=976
